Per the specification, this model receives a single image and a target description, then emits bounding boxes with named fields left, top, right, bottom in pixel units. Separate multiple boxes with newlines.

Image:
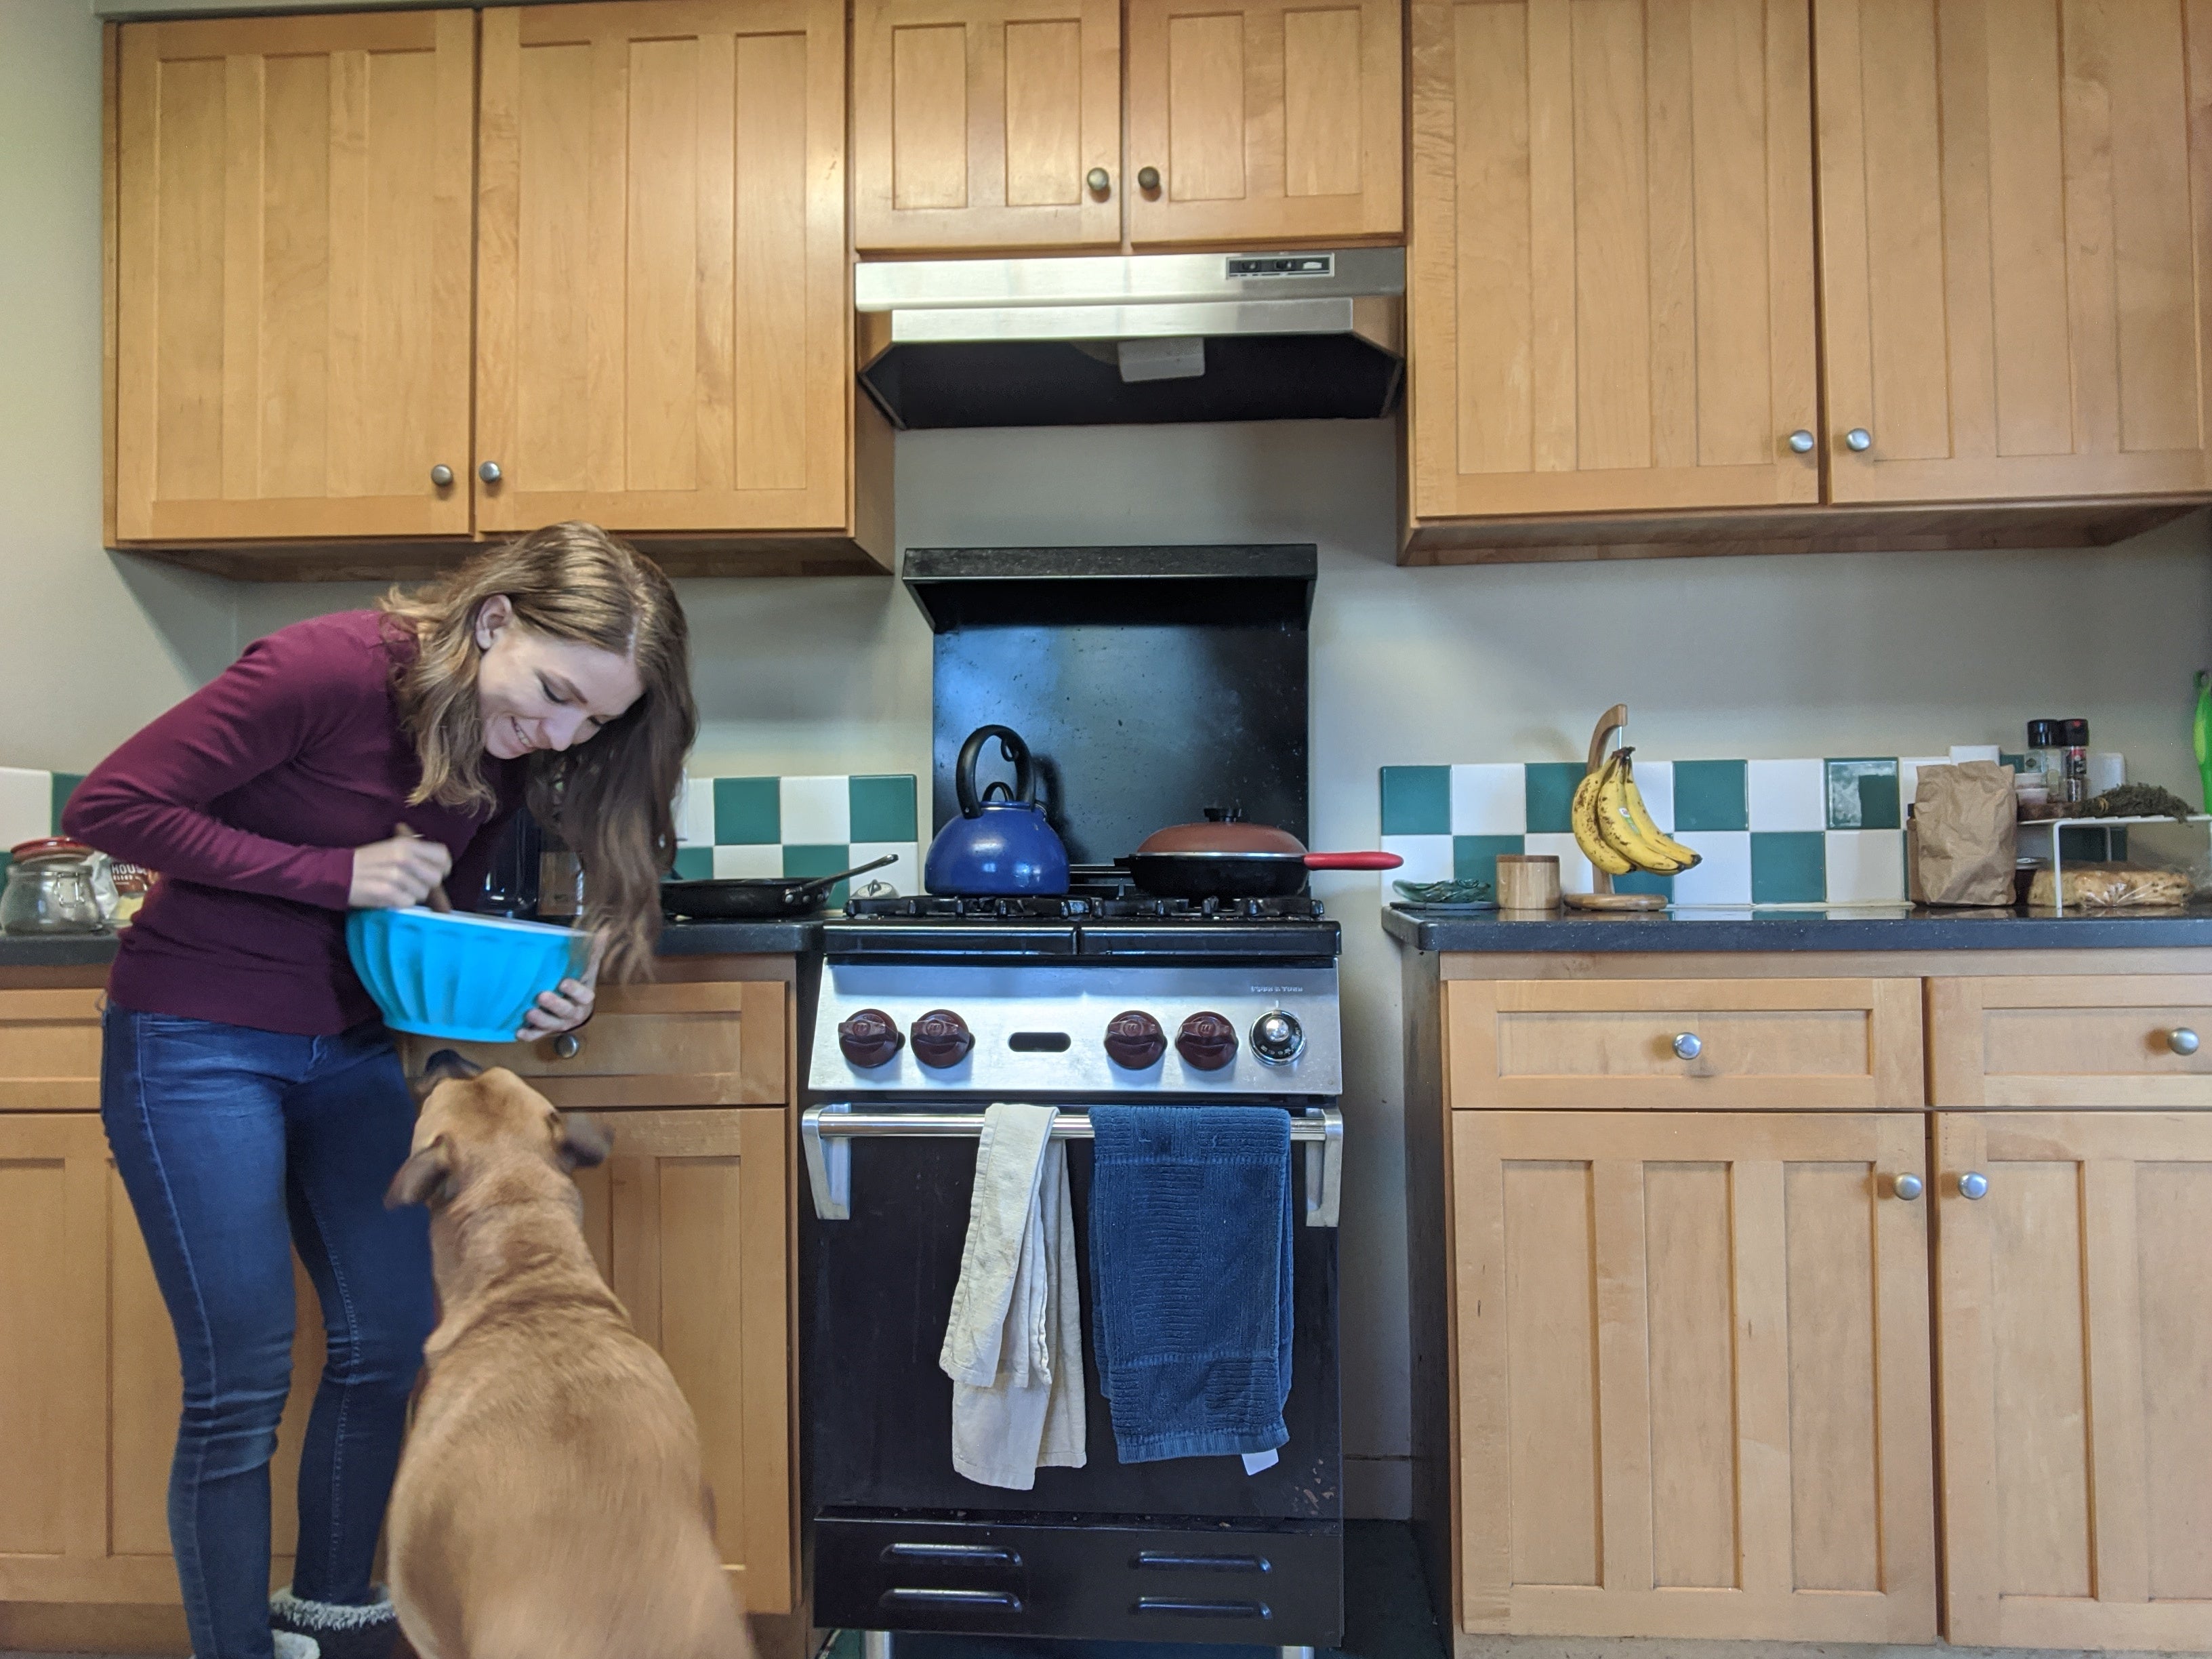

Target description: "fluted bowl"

left=346, top=906, right=586, bottom=1044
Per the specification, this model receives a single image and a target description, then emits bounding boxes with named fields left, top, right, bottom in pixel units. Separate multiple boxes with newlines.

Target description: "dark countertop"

left=1382, top=902, right=2212, bottom=953
left=0, top=918, right=823, bottom=970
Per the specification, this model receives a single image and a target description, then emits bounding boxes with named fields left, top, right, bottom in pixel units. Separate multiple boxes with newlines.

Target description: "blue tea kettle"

left=923, top=725, right=1071, bottom=896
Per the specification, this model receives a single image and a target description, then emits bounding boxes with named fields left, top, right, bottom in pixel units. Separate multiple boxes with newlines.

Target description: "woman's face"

left=474, top=595, right=647, bottom=761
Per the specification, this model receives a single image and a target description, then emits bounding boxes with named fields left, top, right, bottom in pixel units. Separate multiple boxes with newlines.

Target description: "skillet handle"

left=1304, top=852, right=1404, bottom=870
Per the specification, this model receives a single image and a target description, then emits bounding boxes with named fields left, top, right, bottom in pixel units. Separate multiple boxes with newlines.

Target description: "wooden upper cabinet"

left=112, top=11, right=474, bottom=544
left=1817, top=0, right=2212, bottom=502
left=1124, top=0, right=1401, bottom=247
left=476, top=0, right=857, bottom=537
left=852, top=0, right=1122, bottom=251
left=1407, top=0, right=1820, bottom=522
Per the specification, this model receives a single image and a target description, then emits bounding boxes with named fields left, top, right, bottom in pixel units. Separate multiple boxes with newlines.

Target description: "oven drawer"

left=812, top=1515, right=1343, bottom=1646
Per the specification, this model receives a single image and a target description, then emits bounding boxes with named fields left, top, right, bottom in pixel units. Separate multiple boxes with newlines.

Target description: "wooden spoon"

left=394, top=823, right=453, bottom=913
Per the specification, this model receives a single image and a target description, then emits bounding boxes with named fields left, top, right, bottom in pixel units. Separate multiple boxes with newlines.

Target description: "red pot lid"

left=9, top=837, right=91, bottom=863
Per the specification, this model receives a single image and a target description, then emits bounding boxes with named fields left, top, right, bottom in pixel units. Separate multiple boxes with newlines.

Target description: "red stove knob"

left=909, top=1008, right=976, bottom=1069
left=1104, top=1010, right=1168, bottom=1070
left=838, top=1008, right=904, bottom=1069
left=1176, top=1010, right=1239, bottom=1071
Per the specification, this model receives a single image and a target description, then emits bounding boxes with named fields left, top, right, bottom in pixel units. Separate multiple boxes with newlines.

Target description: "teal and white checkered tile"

left=673, top=773, right=921, bottom=906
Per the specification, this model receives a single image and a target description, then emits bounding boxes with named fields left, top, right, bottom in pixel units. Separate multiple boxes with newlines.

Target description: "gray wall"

left=16, top=0, right=2212, bottom=1517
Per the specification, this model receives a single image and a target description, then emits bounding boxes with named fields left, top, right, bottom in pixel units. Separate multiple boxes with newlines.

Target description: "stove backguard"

left=905, top=546, right=1314, bottom=865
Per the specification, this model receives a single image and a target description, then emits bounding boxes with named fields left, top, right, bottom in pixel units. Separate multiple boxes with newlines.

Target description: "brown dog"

left=384, top=1052, right=753, bottom=1659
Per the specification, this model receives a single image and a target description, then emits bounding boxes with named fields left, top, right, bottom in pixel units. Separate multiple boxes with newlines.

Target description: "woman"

left=65, top=523, right=696, bottom=1659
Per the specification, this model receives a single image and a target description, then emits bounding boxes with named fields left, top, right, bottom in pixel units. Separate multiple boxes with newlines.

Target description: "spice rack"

left=2018, top=814, right=2212, bottom=914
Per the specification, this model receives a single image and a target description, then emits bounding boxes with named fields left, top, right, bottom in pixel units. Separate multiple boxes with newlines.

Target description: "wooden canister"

left=1495, top=853, right=1561, bottom=911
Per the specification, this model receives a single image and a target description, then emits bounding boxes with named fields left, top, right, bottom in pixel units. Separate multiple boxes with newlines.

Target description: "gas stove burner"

left=1090, top=892, right=1324, bottom=920
left=845, top=893, right=1094, bottom=920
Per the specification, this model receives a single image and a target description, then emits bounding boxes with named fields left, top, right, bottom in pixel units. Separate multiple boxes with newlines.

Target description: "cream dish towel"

left=939, top=1102, right=1086, bottom=1489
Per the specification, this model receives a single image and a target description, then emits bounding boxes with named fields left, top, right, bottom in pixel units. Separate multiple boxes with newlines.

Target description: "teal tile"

left=1380, top=766, right=1452, bottom=836
left=670, top=846, right=713, bottom=881
left=1673, top=760, right=1748, bottom=832
left=848, top=774, right=918, bottom=842
left=1452, top=834, right=1524, bottom=893
left=1613, top=868, right=1674, bottom=899
left=713, top=777, right=780, bottom=845
left=50, top=772, right=83, bottom=834
left=2000, top=752, right=2027, bottom=772
left=1751, top=831, right=1827, bottom=903
left=1825, top=758, right=1900, bottom=830
left=783, top=842, right=856, bottom=909
left=2058, top=825, right=2127, bottom=861
left=1525, top=762, right=1587, bottom=835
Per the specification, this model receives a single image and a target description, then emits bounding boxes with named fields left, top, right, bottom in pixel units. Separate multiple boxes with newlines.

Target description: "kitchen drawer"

left=1444, top=979, right=1922, bottom=1109
left=1929, top=976, right=2212, bottom=1107
left=0, top=988, right=105, bottom=1111
left=396, top=980, right=785, bottom=1107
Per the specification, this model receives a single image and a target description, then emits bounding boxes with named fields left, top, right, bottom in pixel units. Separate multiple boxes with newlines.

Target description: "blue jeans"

left=101, top=1006, right=434, bottom=1659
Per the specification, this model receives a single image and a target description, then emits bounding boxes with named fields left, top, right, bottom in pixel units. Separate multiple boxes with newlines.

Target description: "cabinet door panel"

left=477, top=0, right=850, bottom=534
left=1452, top=1111, right=1935, bottom=1639
left=1817, top=0, right=2212, bottom=501
left=113, top=12, right=474, bottom=541
left=1125, top=0, right=1401, bottom=245
left=1936, top=1112, right=2212, bottom=1650
left=853, top=0, right=1121, bottom=250
left=571, top=1109, right=792, bottom=1614
left=1408, top=0, right=1819, bottom=520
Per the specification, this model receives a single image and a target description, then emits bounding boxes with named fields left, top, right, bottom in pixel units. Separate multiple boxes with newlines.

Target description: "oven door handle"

left=801, top=1103, right=1343, bottom=1229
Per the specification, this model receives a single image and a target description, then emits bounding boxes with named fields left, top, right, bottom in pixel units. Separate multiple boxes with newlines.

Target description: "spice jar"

left=2025, top=719, right=2065, bottom=791
left=2062, top=718, right=2091, bottom=804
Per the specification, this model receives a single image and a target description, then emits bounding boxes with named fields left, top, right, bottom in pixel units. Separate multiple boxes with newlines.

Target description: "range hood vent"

left=857, top=250, right=1404, bottom=430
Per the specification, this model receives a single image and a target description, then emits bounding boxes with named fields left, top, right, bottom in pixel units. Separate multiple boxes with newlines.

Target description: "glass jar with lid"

left=2, top=838, right=114, bottom=935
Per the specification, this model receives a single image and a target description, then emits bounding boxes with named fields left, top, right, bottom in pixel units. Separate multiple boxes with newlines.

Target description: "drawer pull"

left=1891, top=1173, right=1924, bottom=1201
left=880, top=1588, right=1022, bottom=1610
left=1671, top=1032, right=1702, bottom=1061
left=1134, top=1597, right=1271, bottom=1619
left=1957, top=1171, right=1990, bottom=1200
left=551, top=1032, right=581, bottom=1060
left=882, top=1543, right=1021, bottom=1565
left=1134, top=1551, right=1271, bottom=1574
left=2169, top=1027, right=2200, bottom=1055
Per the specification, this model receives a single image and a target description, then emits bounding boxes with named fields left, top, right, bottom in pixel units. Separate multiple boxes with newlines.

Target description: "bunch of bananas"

left=1572, top=747, right=1703, bottom=876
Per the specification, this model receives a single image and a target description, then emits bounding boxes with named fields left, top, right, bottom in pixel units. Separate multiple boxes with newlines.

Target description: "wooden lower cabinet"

left=1448, top=1109, right=1936, bottom=1641
left=1934, top=1111, right=2212, bottom=1651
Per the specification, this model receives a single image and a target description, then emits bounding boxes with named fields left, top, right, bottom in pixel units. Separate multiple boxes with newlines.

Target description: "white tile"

left=1523, top=832, right=1592, bottom=895
left=1949, top=744, right=2002, bottom=765
left=1380, top=834, right=1455, bottom=899
left=846, top=841, right=920, bottom=899
left=1746, top=758, right=1824, bottom=832
left=1826, top=830, right=1907, bottom=904
left=778, top=775, right=851, bottom=845
left=1620, top=758, right=1673, bottom=833
left=0, top=768, right=52, bottom=848
left=1449, top=764, right=1525, bottom=836
left=711, top=844, right=783, bottom=880
left=674, top=775, right=715, bottom=846
left=1669, top=830, right=1753, bottom=905
left=1899, top=756, right=1950, bottom=816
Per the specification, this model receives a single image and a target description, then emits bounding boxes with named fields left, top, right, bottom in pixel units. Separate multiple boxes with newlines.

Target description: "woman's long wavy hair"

left=380, top=523, right=696, bottom=981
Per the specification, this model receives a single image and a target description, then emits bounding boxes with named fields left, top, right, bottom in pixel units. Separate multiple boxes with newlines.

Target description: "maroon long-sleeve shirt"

left=64, top=609, right=522, bottom=1035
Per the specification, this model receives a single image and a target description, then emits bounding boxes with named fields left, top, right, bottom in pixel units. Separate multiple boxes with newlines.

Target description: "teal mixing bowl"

left=346, top=907, right=588, bottom=1043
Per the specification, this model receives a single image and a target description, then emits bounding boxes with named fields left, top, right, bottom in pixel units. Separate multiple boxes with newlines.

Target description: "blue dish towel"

left=1088, top=1105, right=1294, bottom=1463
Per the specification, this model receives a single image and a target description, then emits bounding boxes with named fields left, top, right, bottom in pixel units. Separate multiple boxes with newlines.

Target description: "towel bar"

left=802, top=1104, right=1343, bottom=1229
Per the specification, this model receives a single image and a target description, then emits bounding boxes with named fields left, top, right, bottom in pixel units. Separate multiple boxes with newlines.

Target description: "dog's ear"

left=409, top=1048, right=483, bottom=1104
left=386, top=1135, right=457, bottom=1209
left=555, top=1111, right=612, bottom=1172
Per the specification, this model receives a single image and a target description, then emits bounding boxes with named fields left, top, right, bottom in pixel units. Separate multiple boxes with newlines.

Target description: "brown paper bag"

left=1910, top=760, right=2018, bottom=906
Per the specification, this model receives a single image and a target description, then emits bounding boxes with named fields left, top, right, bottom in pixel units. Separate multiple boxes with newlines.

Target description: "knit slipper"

left=270, top=1585, right=397, bottom=1659
left=274, top=1635, right=324, bottom=1659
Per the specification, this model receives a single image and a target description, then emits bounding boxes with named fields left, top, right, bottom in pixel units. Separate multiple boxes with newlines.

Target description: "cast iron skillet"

left=660, top=854, right=898, bottom=921
left=1126, top=805, right=1400, bottom=899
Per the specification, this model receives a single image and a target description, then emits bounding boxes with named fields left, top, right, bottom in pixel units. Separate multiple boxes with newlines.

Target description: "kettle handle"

left=956, top=726, right=1036, bottom=818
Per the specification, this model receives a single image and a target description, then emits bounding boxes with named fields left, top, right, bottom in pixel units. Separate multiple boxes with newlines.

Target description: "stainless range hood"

left=855, top=249, right=1404, bottom=430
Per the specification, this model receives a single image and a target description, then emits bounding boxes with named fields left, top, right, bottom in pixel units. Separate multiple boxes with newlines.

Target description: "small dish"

left=1394, top=878, right=1495, bottom=907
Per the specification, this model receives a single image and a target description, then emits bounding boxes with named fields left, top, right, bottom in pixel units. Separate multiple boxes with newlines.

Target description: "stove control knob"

left=838, top=1008, right=904, bottom=1069
left=1251, top=1010, right=1305, bottom=1066
left=909, top=1008, right=976, bottom=1069
left=1104, top=1010, right=1168, bottom=1070
left=1176, top=1010, right=1239, bottom=1071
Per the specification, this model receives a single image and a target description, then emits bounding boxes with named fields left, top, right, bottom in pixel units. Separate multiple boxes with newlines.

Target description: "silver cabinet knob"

left=1672, top=1032, right=1702, bottom=1060
left=1958, top=1171, right=1990, bottom=1200
left=1137, top=165, right=1162, bottom=193
left=1892, top=1172, right=1925, bottom=1201
left=1845, top=428, right=1872, bottom=452
left=551, top=1031, right=580, bottom=1060
left=478, top=460, right=502, bottom=484
left=1086, top=167, right=1110, bottom=198
left=1788, top=430, right=1815, bottom=453
left=2169, top=1027, right=2200, bottom=1055
left=430, top=464, right=454, bottom=487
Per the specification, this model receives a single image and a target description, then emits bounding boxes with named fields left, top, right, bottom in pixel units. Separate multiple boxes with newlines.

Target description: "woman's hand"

left=349, top=834, right=453, bottom=909
left=519, top=933, right=607, bottom=1041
